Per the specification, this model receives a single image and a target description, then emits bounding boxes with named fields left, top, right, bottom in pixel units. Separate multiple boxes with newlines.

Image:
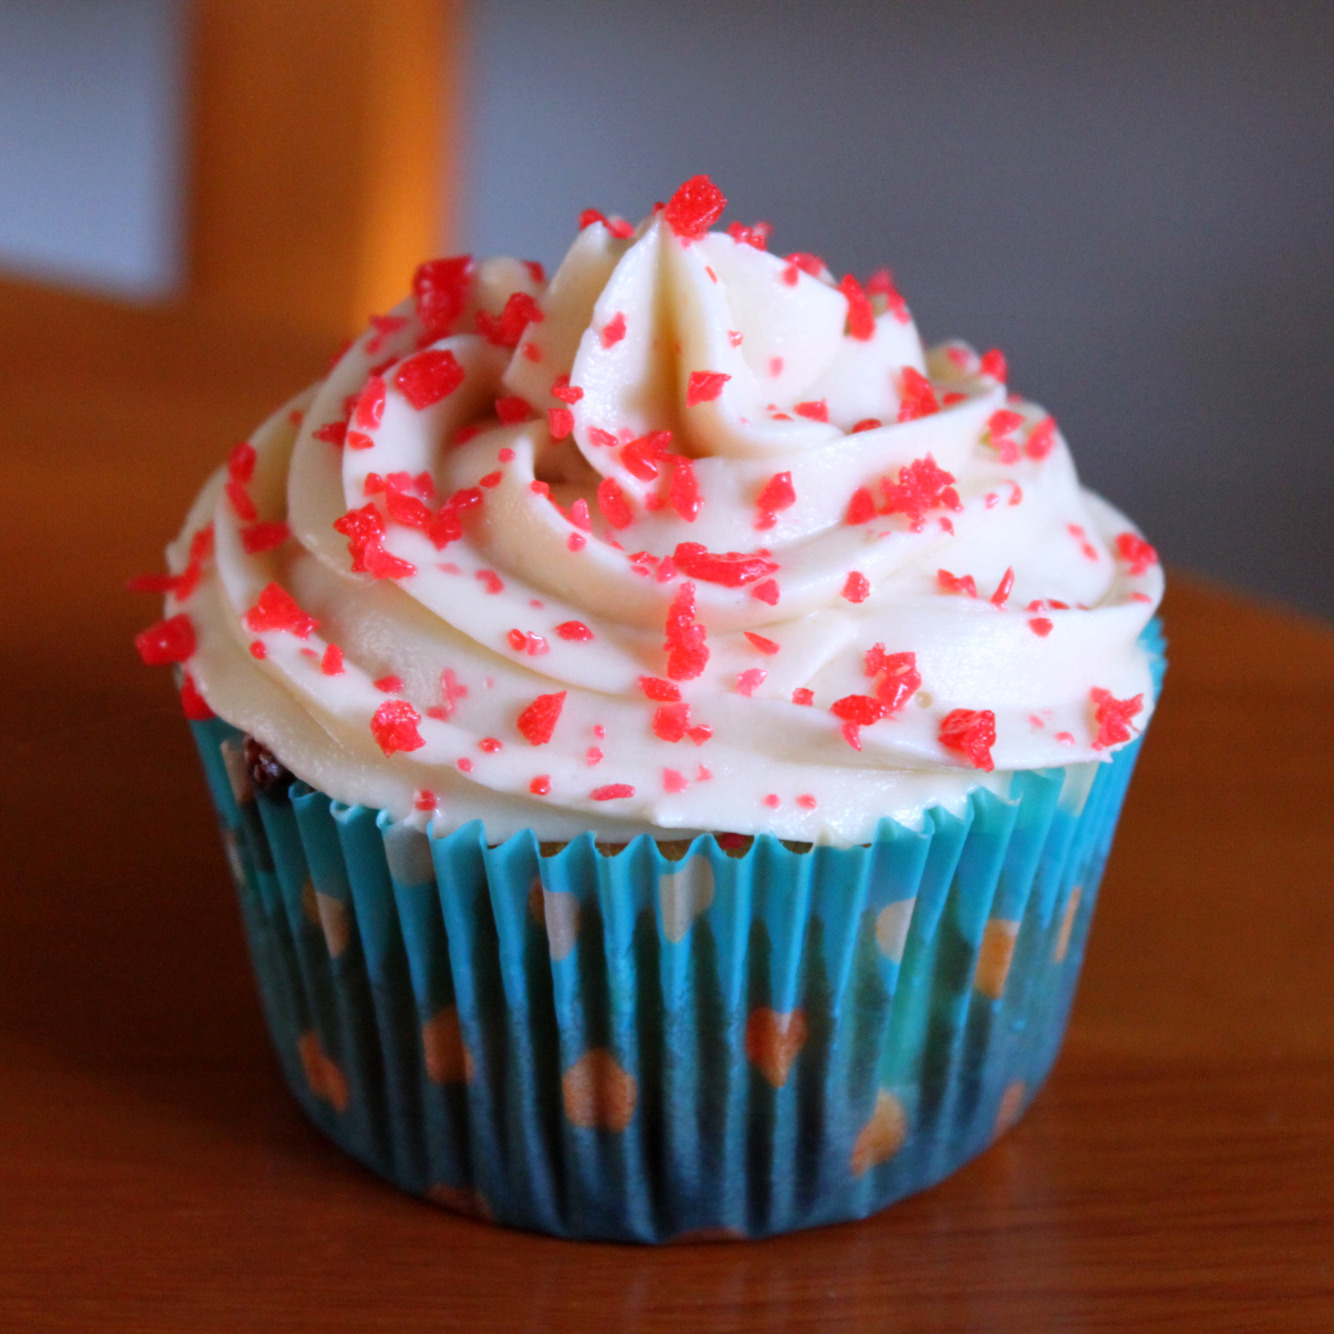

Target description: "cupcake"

left=135, top=174, right=1164, bottom=1240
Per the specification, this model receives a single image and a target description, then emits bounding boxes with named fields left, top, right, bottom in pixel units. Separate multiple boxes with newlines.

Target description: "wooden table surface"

left=2, top=280, right=1332, bottom=1332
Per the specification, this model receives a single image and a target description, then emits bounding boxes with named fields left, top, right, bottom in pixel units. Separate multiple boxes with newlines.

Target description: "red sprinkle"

left=321, top=644, right=345, bottom=675
left=621, top=429, right=672, bottom=481
left=507, top=629, right=527, bottom=651
left=591, top=783, right=635, bottom=801
left=686, top=371, right=731, bottom=406
left=345, top=430, right=375, bottom=451
left=414, top=790, right=438, bottom=812
left=897, top=367, right=940, bottom=422
left=735, top=668, right=767, bottom=697
left=517, top=691, right=566, bottom=745
left=478, top=471, right=502, bottom=489
left=792, top=687, right=814, bottom=707
left=664, top=581, right=709, bottom=681
left=668, top=456, right=702, bottom=521
left=244, top=583, right=318, bottom=639
left=864, top=647, right=921, bottom=713
left=880, top=456, right=961, bottom=529
left=939, top=709, right=997, bottom=771
left=529, top=775, right=551, bottom=796
left=394, top=348, right=465, bottom=409
left=990, top=567, right=1015, bottom=607
left=227, top=441, right=257, bottom=483
left=762, top=794, right=781, bottom=809
left=745, top=632, right=780, bottom=655
left=374, top=675, right=403, bottom=693
left=852, top=419, right=883, bottom=434
left=355, top=377, right=387, bottom=429
left=838, top=274, right=876, bottom=340
left=371, top=700, right=425, bottom=756
left=313, top=420, right=347, bottom=446
left=240, top=521, right=290, bottom=554
left=663, top=769, right=688, bottom=794
left=652, top=702, right=691, bottom=742
left=579, top=208, right=635, bottom=239
left=797, top=794, right=817, bottom=810
left=938, top=569, right=978, bottom=597
left=477, top=291, right=543, bottom=349
left=597, top=477, right=634, bottom=529
left=495, top=395, right=532, bottom=425
left=601, top=312, right=627, bottom=347
left=750, top=579, right=780, bottom=606
left=413, top=255, right=474, bottom=337
left=673, top=542, right=777, bottom=587
left=845, top=487, right=877, bottom=525
left=585, top=746, right=603, bottom=766
left=662, top=175, right=727, bottom=241
left=555, top=620, right=594, bottom=641
left=1029, top=617, right=1054, bottom=637
left=794, top=400, right=828, bottom=423
left=1115, top=532, right=1159, bottom=576
left=726, top=220, right=771, bottom=249
left=551, top=380, right=584, bottom=404
left=638, top=676, right=681, bottom=702
left=475, top=569, right=504, bottom=595
left=225, top=479, right=257, bottom=523
left=567, top=533, right=587, bottom=552
left=249, top=641, right=267, bottom=659
left=179, top=672, right=213, bottom=720
left=980, top=348, right=1008, bottom=381
left=548, top=407, right=574, bottom=440
left=457, top=757, right=474, bottom=773
left=334, top=504, right=417, bottom=579
left=842, top=571, right=870, bottom=604
left=1024, top=417, right=1057, bottom=460
left=1090, top=687, right=1144, bottom=749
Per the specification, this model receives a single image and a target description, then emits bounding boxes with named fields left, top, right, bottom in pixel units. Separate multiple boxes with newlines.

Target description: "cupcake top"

left=138, top=175, right=1163, bottom=844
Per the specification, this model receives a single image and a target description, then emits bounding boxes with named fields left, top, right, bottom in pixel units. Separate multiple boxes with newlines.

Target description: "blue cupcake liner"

left=188, top=625, right=1163, bottom=1241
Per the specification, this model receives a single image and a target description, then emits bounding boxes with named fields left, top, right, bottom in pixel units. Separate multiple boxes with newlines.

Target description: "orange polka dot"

left=424, top=1183, right=492, bottom=1220
left=1054, top=885, right=1082, bottom=962
left=562, top=1049, right=637, bottom=1131
left=297, top=1031, right=348, bottom=1112
left=421, top=1005, right=472, bottom=1084
left=974, top=918, right=1020, bottom=999
left=851, top=1089, right=907, bottom=1176
left=744, top=1007, right=808, bottom=1088
left=994, top=1079, right=1028, bottom=1139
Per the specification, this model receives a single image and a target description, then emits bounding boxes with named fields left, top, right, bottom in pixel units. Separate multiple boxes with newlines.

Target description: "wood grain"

left=0, top=282, right=1331, bottom=1330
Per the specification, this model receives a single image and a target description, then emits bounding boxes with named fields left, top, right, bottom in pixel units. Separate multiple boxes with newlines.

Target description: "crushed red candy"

left=938, top=569, right=978, bottom=597
left=334, top=504, right=417, bottom=579
left=1114, top=532, right=1159, bottom=575
left=673, top=542, right=777, bottom=587
left=477, top=291, right=543, bottom=349
left=579, top=208, right=634, bottom=239
left=371, top=699, right=425, bottom=755
left=374, top=674, right=403, bottom=693
left=791, top=687, right=814, bottom=706
left=726, top=220, right=771, bottom=249
left=864, top=647, right=921, bottom=712
left=621, top=429, right=672, bottom=481
left=687, top=370, right=731, bottom=406
left=638, top=676, right=681, bottom=702
left=668, top=456, right=702, bottom=521
left=529, top=775, right=551, bottom=796
left=1028, top=617, right=1054, bottom=637
left=597, top=477, right=634, bottom=529
left=662, top=174, right=727, bottom=240
left=179, top=672, right=214, bottom=720
left=866, top=269, right=910, bottom=323
left=249, top=641, right=267, bottom=659
left=227, top=441, right=257, bottom=483
left=794, top=400, right=828, bottom=422
left=244, top=583, right=318, bottom=639
left=321, top=644, right=345, bottom=675
left=555, top=620, right=594, bottom=641
left=897, top=367, right=940, bottom=422
left=225, top=479, right=257, bottom=523
left=551, top=380, right=584, bottom=404
left=880, top=455, right=961, bottom=529
left=845, top=486, right=877, bottom=525
left=355, top=377, right=387, bottom=429
left=755, top=471, right=796, bottom=529
left=838, top=274, right=876, bottom=340
left=980, top=348, right=1008, bottom=381
left=517, top=691, right=566, bottom=745
left=394, top=348, right=466, bottom=409
left=1090, top=687, right=1144, bottom=749
left=663, top=768, right=688, bottom=793
left=413, top=255, right=474, bottom=337
left=652, top=701, right=691, bottom=742
left=842, top=571, right=870, bottom=604
left=591, top=784, right=635, bottom=801
left=735, top=668, right=767, bottom=697
left=852, top=419, right=883, bottom=434
left=312, top=420, right=347, bottom=446
left=1024, top=417, right=1057, bottom=460
left=990, top=567, right=1015, bottom=607
left=495, top=395, right=532, bottom=425
left=240, top=521, right=290, bottom=554
left=939, top=708, right=997, bottom=771
left=548, top=407, right=574, bottom=439
left=664, top=581, right=709, bottom=681
left=745, top=632, right=780, bottom=655
left=750, top=579, right=780, bottom=605
left=600, top=311, right=627, bottom=347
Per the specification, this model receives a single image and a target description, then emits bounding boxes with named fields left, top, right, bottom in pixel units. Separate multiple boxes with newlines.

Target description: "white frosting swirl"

left=163, top=181, right=1163, bottom=844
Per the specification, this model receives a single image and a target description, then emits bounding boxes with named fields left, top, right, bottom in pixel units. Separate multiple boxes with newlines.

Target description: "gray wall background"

left=0, top=2, right=1327, bottom=616
left=467, top=0, right=1334, bottom=618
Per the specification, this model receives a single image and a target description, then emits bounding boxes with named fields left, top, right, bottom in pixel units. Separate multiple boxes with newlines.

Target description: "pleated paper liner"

left=187, top=626, right=1163, bottom=1241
